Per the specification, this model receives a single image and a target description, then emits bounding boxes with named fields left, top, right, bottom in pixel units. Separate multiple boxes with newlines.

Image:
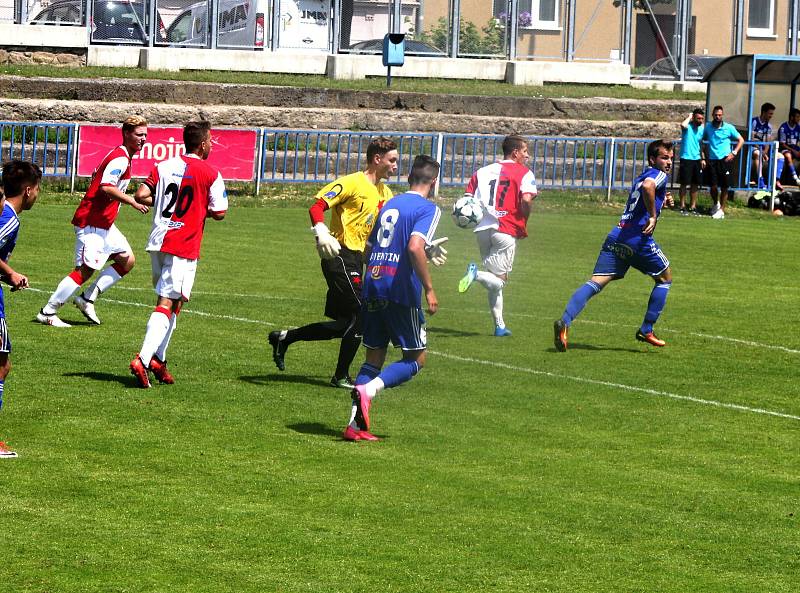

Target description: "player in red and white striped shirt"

left=129, top=121, right=227, bottom=388
left=458, top=135, right=538, bottom=336
left=37, top=116, right=150, bottom=328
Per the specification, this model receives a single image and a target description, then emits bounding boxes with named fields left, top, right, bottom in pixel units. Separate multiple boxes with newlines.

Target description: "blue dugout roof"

left=702, top=54, right=800, bottom=130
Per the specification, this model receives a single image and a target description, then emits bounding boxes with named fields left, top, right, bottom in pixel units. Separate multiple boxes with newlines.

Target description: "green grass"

left=2, top=196, right=798, bottom=593
left=0, top=64, right=705, bottom=101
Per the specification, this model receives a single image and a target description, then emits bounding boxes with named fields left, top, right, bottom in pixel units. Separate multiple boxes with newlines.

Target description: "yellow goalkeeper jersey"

left=316, top=171, right=393, bottom=252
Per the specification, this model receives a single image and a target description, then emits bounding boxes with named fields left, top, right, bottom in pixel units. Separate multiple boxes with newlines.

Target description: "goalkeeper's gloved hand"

left=425, top=237, right=448, bottom=266
left=312, top=222, right=341, bottom=260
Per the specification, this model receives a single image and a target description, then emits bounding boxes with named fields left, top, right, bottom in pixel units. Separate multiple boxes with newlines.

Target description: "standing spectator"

left=750, top=102, right=775, bottom=189
left=346, top=155, right=442, bottom=442
left=37, top=115, right=150, bottom=327
left=678, top=108, right=705, bottom=215
left=0, top=161, right=41, bottom=458
left=777, top=108, right=800, bottom=185
left=457, top=134, right=537, bottom=336
left=553, top=140, right=675, bottom=351
left=268, top=138, right=398, bottom=389
left=129, top=121, right=227, bottom=388
left=702, top=106, right=743, bottom=220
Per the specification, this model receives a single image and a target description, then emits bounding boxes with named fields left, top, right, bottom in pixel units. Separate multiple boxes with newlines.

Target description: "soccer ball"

left=452, top=196, right=483, bottom=229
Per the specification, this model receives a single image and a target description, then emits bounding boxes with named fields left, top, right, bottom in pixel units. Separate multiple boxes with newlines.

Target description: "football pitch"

left=3, top=198, right=798, bottom=593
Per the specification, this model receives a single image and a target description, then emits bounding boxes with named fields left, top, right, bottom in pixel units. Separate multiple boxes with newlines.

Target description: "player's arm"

left=519, top=191, right=536, bottom=219
left=207, top=174, right=227, bottom=221
left=0, top=259, right=27, bottom=291
left=134, top=182, right=153, bottom=207
left=408, top=235, right=437, bottom=315
left=726, top=132, right=744, bottom=162
left=309, top=182, right=344, bottom=260
left=681, top=114, right=692, bottom=130
left=641, top=178, right=658, bottom=235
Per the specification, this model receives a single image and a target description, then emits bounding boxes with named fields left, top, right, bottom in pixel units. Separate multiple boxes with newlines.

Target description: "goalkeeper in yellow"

left=269, top=137, right=445, bottom=388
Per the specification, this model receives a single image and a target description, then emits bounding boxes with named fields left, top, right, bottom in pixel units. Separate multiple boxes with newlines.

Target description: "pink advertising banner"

left=77, top=125, right=257, bottom=181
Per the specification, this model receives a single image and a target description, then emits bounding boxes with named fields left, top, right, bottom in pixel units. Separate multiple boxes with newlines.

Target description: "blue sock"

left=356, top=363, right=381, bottom=386
left=777, top=157, right=785, bottom=180
left=0, top=380, right=4, bottom=411
left=790, top=161, right=799, bottom=177
left=378, top=359, right=419, bottom=389
left=641, top=282, right=672, bottom=334
left=562, top=281, right=602, bottom=325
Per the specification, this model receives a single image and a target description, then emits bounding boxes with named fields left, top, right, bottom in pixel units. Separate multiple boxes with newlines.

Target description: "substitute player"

left=750, top=102, right=775, bottom=189
left=457, top=134, right=537, bottom=336
left=554, top=139, right=675, bottom=351
left=777, top=108, right=800, bottom=185
left=37, top=115, right=150, bottom=327
left=129, top=120, right=227, bottom=388
left=268, top=137, right=398, bottom=389
left=0, top=161, right=41, bottom=458
left=346, top=155, right=442, bottom=442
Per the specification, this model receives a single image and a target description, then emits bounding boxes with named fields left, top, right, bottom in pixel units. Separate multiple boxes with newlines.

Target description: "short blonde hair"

left=122, top=115, right=148, bottom=133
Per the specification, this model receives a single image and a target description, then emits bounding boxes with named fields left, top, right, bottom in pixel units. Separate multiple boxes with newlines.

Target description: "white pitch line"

left=430, top=350, right=800, bottom=422
left=25, top=288, right=276, bottom=326
left=23, top=289, right=799, bottom=421
left=460, top=308, right=800, bottom=355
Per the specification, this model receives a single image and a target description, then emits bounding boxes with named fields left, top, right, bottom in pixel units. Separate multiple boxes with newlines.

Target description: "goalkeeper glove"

left=312, top=222, right=341, bottom=260
left=425, top=237, right=448, bottom=266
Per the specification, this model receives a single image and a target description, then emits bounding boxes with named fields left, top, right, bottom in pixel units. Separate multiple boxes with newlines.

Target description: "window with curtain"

left=747, top=0, right=774, bottom=35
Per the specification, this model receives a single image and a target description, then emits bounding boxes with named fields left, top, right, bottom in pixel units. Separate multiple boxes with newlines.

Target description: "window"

left=747, top=0, right=775, bottom=37
left=519, top=0, right=560, bottom=30
left=493, top=0, right=560, bottom=30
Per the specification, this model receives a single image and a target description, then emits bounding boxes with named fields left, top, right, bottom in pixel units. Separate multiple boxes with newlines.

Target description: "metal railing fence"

left=0, top=122, right=76, bottom=177
left=0, top=123, right=780, bottom=200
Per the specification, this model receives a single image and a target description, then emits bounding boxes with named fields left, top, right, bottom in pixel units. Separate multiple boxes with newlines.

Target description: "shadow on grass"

left=427, top=326, right=482, bottom=337
left=287, top=422, right=342, bottom=438
left=240, top=374, right=330, bottom=388
left=287, top=422, right=388, bottom=442
left=547, top=343, right=642, bottom=353
left=63, top=371, right=140, bottom=387
left=30, top=318, right=96, bottom=327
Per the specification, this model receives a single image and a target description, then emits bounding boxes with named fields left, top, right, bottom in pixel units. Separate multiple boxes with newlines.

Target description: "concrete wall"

left=0, top=23, right=86, bottom=47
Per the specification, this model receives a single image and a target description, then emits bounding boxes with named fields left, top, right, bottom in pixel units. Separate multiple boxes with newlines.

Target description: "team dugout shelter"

left=703, top=54, right=800, bottom=191
left=703, top=54, right=800, bottom=134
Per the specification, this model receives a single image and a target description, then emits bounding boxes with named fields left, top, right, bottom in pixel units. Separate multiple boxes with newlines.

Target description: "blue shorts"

left=362, top=299, right=426, bottom=351
left=592, top=235, right=670, bottom=278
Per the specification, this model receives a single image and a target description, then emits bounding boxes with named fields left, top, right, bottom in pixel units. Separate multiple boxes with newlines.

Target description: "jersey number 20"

left=162, top=183, right=194, bottom=219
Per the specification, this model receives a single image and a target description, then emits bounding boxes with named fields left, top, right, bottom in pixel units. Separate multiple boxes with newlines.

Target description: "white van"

left=165, top=0, right=264, bottom=48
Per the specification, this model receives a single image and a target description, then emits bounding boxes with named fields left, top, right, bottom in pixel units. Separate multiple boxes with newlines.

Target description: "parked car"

left=165, top=0, right=264, bottom=48
left=636, top=54, right=724, bottom=79
left=30, top=0, right=166, bottom=44
left=348, top=38, right=445, bottom=56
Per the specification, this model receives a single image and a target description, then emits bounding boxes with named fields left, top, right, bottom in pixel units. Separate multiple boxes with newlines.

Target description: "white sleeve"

left=521, top=170, right=537, bottom=195
left=99, top=155, right=130, bottom=187
left=208, top=172, right=228, bottom=213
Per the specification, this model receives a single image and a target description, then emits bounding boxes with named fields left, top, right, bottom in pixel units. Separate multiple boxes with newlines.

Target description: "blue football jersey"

left=615, top=167, right=668, bottom=240
left=0, top=203, right=21, bottom=318
left=779, top=122, right=800, bottom=147
left=750, top=116, right=773, bottom=143
left=364, top=192, right=441, bottom=307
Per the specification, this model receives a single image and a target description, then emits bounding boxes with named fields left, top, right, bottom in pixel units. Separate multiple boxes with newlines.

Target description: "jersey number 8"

left=377, top=208, right=400, bottom=248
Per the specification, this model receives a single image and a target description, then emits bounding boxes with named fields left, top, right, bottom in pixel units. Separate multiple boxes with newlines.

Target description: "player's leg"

left=269, top=252, right=359, bottom=374
left=474, top=231, right=515, bottom=335
left=788, top=149, right=800, bottom=183
left=75, top=226, right=135, bottom=325
left=635, top=246, right=672, bottom=347
left=347, top=305, right=426, bottom=439
left=38, top=264, right=94, bottom=327
left=0, top=319, right=17, bottom=458
left=751, top=148, right=762, bottom=186
left=555, top=238, right=625, bottom=351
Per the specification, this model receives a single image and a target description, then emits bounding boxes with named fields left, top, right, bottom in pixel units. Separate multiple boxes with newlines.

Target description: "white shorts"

left=476, top=228, right=517, bottom=275
left=74, top=225, right=132, bottom=270
left=150, top=252, right=197, bottom=302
